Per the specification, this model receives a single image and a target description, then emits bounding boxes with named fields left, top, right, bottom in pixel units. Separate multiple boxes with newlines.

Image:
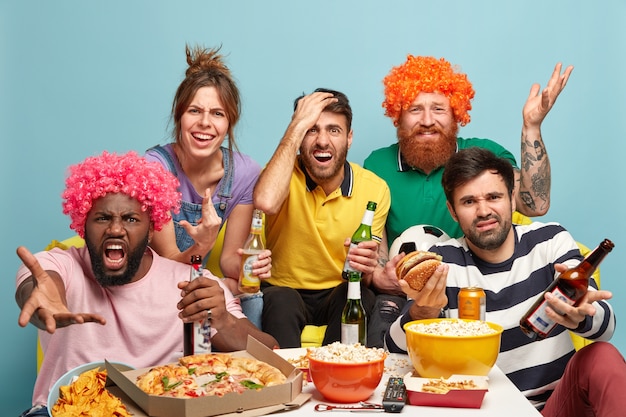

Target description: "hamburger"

left=395, top=250, right=443, bottom=291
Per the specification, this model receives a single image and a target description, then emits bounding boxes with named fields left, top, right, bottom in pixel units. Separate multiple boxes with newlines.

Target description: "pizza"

left=136, top=352, right=286, bottom=398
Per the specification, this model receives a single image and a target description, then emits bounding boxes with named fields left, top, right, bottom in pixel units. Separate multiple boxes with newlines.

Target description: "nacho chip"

left=51, top=367, right=132, bottom=417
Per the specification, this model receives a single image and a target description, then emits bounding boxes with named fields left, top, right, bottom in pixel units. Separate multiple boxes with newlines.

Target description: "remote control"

left=382, top=376, right=407, bottom=413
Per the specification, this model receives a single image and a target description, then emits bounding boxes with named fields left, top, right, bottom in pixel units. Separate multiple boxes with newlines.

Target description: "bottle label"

left=341, top=323, right=360, bottom=344
left=190, top=264, right=202, bottom=281
left=241, top=252, right=261, bottom=287
left=362, top=210, right=375, bottom=227
left=525, top=287, right=576, bottom=337
left=343, top=243, right=359, bottom=274
left=194, top=319, right=211, bottom=353
left=347, top=280, right=361, bottom=299
left=251, top=217, right=263, bottom=230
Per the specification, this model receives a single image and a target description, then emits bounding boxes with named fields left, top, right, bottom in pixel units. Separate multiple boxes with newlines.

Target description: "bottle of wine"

left=341, top=270, right=367, bottom=345
left=342, top=201, right=377, bottom=280
left=519, top=238, right=614, bottom=340
left=184, top=255, right=211, bottom=356
left=238, top=209, right=265, bottom=294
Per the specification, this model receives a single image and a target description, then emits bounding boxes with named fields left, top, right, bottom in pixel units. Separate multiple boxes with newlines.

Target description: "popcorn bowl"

left=404, top=318, right=503, bottom=378
left=306, top=345, right=387, bottom=403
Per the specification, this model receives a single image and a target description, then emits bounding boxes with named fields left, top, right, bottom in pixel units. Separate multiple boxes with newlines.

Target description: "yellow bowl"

left=404, top=318, right=503, bottom=378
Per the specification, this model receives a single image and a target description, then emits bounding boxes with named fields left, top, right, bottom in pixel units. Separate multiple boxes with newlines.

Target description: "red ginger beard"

left=397, top=122, right=459, bottom=174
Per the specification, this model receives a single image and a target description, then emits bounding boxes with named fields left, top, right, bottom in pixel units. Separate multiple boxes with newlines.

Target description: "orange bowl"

left=306, top=350, right=387, bottom=403
left=404, top=318, right=503, bottom=378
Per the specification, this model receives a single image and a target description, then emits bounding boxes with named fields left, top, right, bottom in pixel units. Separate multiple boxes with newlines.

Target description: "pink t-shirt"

left=16, top=246, right=244, bottom=406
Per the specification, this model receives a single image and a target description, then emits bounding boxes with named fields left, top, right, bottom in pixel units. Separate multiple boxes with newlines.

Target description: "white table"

left=276, top=348, right=541, bottom=416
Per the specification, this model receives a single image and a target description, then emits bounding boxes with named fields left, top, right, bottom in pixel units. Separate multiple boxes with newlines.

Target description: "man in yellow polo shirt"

left=254, top=88, right=391, bottom=348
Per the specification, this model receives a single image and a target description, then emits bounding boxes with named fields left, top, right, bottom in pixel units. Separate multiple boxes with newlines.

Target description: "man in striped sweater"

left=384, top=147, right=625, bottom=415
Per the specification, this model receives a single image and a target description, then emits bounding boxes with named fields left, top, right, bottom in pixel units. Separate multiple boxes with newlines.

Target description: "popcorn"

left=309, top=342, right=386, bottom=363
left=408, top=319, right=497, bottom=336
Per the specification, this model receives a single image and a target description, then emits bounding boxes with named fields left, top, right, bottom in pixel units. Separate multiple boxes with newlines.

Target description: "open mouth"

left=313, top=151, right=332, bottom=163
left=104, top=244, right=126, bottom=270
left=192, top=133, right=214, bottom=142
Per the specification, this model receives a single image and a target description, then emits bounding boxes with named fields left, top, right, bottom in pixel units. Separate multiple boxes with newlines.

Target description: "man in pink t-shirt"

left=15, top=151, right=278, bottom=417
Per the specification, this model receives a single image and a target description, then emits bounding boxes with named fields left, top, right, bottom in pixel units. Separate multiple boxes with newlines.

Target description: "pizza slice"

left=136, top=364, right=198, bottom=397
left=136, top=353, right=287, bottom=398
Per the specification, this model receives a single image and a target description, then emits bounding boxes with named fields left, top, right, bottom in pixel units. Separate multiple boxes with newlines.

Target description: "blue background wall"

left=2, top=1, right=624, bottom=413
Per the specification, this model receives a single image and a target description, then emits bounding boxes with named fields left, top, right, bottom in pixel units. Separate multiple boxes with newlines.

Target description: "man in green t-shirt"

left=365, top=56, right=573, bottom=347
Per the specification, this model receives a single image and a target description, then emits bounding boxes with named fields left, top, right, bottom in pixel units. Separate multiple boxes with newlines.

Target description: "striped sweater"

left=385, top=222, right=615, bottom=409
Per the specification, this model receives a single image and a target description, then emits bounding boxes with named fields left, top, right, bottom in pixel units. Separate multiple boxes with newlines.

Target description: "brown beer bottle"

left=519, top=239, right=614, bottom=340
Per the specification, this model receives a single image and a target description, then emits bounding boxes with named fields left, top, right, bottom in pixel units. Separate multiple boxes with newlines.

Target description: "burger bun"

left=395, top=250, right=443, bottom=291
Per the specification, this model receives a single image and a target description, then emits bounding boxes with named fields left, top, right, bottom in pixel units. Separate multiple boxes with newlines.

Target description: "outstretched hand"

left=523, top=62, right=574, bottom=128
left=16, top=246, right=106, bottom=333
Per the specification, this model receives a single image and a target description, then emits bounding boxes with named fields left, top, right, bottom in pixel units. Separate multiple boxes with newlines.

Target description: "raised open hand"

left=523, top=62, right=574, bottom=128
left=16, top=246, right=106, bottom=333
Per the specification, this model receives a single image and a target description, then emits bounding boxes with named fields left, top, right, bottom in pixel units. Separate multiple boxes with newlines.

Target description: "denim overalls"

left=148, top=145, right=233, bottom=259
left=148, top=145, right=263, bottom=329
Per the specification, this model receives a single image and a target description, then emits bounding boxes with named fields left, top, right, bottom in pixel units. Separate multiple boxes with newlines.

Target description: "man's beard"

left=397, top=123, right=458, bottom=173
left=86, top=232, right=149, bottom=287
left=300, top=145, right=347, bottom=183
left=464, top=214, right=512, bottom=251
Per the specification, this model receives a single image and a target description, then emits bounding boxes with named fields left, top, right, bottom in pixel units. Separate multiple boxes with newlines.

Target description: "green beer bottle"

left=341, top=271, right=367, bottom=345
left=342, top=201, right=377, bottom=280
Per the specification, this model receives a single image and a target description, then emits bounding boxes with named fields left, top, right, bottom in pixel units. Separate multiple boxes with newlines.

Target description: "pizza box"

left=106, top=336, right=309, bottom=417
left=403, top=372, right=489, bottom=409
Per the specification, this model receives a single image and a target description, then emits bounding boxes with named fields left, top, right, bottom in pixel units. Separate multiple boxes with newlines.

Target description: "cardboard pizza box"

left=106, top=336, right=309, bottom=417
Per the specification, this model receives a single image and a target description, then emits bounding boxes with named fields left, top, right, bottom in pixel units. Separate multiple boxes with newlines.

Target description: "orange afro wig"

left=62, top=151, right=181, bottom=238
left=382, top=56, right=475, bottom=126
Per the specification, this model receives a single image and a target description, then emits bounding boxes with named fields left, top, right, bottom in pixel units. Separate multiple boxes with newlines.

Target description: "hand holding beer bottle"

left=184, top=255, right=211, bottom=355
left=238, top=209, right=265, bottom=294
left=342, top=201, right=377, bottom=280
left=519, top=238, right=614, bottom=340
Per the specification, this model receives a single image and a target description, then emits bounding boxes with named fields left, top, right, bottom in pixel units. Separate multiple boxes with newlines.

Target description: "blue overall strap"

left=147, top=145, right=178, bottom=176
left=215, top=147, right=234, bottom=211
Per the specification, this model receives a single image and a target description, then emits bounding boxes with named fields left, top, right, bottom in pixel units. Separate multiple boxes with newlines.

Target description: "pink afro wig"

left=62, top=151, right=181, bottom=238
left=382, top=55, right=475, bottom=126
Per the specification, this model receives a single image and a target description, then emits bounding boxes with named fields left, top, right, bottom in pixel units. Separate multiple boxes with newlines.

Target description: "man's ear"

left=510, top=192, right=516, bottom=214
left=148, top=224, right=154, bottom=245
left=347, top=129, right=353, bottom=149
left=447, top=201, right=458, bottom=222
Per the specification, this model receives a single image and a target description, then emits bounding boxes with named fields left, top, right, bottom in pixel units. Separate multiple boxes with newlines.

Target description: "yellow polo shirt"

left=265, top=159, right=390, bottom=290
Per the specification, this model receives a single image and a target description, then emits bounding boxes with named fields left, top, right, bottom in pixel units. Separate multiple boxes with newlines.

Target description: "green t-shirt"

left=364, top=138, right=517, bottom=243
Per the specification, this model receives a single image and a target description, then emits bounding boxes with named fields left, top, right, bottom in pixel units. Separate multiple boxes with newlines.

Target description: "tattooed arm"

left=515, top=63, right=573, bottom=216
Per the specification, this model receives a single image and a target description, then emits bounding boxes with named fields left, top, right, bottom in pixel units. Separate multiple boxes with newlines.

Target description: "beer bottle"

left=342, top=201, right=377, bottom=280
left=341, top=271, right=367, bottom=345
left=238, top=209, right=264, bottom=294
left=519, top=238, right=614, bottom=340
left=184, top=255, right=211, bottom=355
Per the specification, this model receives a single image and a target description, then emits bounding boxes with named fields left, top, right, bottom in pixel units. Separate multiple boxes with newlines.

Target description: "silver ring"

left=206, top=309, right=212, bottom=319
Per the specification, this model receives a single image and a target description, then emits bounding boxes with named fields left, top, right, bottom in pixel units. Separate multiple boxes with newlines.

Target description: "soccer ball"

left=389, top=225, right=451, bottom=258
